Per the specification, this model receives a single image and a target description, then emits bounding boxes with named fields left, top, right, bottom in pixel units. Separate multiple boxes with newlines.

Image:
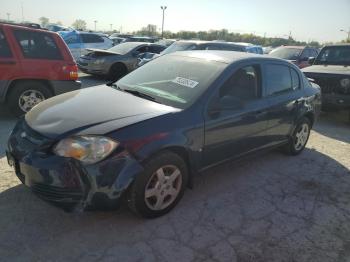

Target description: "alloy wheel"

left=294, top=123, right=310, bottom=151
left=144, top=165, right=182, bottom=211
left=18, top=89, right=45, bottom=112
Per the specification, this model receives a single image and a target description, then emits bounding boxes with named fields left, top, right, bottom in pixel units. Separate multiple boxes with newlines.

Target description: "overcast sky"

left=1, top=0, right=349, bottom=43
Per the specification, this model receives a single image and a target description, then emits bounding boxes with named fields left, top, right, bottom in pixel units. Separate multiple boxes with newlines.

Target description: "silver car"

left=77, top=42, right=165, bottom=80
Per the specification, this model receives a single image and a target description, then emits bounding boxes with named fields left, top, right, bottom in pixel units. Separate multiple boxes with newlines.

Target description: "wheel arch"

left=142, top=146, right=195, bottom=189
left=4, top=79, right=54, bottom=103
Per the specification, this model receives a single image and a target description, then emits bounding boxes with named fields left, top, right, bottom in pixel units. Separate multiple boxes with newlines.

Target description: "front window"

left=269, top=47, right=302, bottom=60
left=314, top=46, right=350, bottom=66
left=161, top=42, right=196, bottom=55
left=108, top=42, right=143, bottom=55
left=116, top=55, right=226, bottom=109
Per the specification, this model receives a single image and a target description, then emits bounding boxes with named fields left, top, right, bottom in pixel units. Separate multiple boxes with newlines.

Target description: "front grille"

left=31, top=183, right=83, bottom=202
left=312, top=76, right=350, bottom=95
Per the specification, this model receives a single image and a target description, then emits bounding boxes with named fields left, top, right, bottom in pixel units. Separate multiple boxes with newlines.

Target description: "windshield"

left=108, top=42, right=141, bottom=55
left=314, top=46, right=350, bottom=66
left=161, top=42, right=197, bottom=55
left=116, top=55, right=226, bottom=109
left=269, top=47, right=302, bottom=60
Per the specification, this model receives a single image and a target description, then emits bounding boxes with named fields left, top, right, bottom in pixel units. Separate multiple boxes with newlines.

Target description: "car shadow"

left=0, top=148, right=349, bottom=261
left=314, top=111, right=350, bottom=144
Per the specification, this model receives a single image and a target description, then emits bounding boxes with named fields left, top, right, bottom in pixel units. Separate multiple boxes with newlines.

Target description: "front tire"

left=284, top=117, right=311, bottom=155
left=127, top=151, right=188, bottom=218
left=7, top=81, right=53, bottom=117
left=108, top=63, right=127, bottom=81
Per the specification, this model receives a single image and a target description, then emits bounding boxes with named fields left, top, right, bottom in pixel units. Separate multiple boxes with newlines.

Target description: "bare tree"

left=39, top=17, right=50, bottom=28
left=72, top=19, right=87, bottom=31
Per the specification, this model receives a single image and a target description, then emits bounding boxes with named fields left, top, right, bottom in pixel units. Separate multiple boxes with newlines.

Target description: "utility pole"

left=6, top=13, right=10, bottom=22
left=340, top=28, right=350, bottom=41
left=94, top=20, right=97, bottom=31
left=110, top=24, right=113, bottom=31
left=160, top=6, right=167, bottom=38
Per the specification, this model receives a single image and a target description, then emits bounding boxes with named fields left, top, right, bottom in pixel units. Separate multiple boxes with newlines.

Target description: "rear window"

left=81, top=34, right=104, bottom=43
left=0, top=29, right=12, bottom=58
left=14, top=30, right=62, bottom=60
left=265, top=64, right=298, bottom=96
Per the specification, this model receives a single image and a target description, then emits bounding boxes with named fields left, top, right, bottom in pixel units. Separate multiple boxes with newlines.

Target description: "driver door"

left=203, top=64, right=271, bottom=167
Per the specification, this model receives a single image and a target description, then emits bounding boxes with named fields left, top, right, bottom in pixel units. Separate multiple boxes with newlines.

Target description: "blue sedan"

left=7, top=51, right=321, bottom=218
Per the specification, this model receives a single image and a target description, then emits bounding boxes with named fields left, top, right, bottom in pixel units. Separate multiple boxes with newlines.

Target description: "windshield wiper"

left=122, top=89, right=162, bottom=103
left=108, top=83, right=162, bottom=103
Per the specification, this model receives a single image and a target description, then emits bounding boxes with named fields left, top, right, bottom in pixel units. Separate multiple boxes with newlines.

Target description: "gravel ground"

left=0, top=76, right=349, bottom=262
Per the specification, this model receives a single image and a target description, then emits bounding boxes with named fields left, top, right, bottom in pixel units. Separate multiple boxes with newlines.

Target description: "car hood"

left=25, top=86, right=179, bottom=139
left=302, top=65, right=350, bottom=76
left=86, top=48, right=122, bottom=56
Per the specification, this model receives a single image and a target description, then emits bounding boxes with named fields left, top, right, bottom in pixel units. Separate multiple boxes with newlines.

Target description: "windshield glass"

left=116, top=55, right=226, bottom=109
left=269, top=47, right=302, bottom=60
left=314, top=46, right=350, bottom=66
left=161, top=42, right=197, bottom=55
left=108, top=42, right=141, bottom=55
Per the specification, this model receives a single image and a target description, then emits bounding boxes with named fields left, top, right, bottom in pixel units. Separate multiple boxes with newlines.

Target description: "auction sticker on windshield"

left=172, top=77, right=199, bottom=88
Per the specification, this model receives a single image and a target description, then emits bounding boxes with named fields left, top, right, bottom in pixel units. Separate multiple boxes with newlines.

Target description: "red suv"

left=0, top=23, right=81, bottom=116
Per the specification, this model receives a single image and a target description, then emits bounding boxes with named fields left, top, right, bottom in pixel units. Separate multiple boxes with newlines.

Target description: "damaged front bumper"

left=6, top=119, right=143, bottom=211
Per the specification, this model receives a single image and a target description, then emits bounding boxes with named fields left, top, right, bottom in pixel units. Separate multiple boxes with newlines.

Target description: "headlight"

left=340, top=78, right=350, bottom=88
left=94, top=59, right=105, bottom=65
left=53, top=136, right=118, bottom=164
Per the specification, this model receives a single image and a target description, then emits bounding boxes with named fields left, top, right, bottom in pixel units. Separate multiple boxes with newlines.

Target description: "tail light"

left=63, top=64, right=79, bottom=80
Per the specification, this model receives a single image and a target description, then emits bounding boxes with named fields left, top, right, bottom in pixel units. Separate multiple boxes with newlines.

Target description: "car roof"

left=0, top=22, right=53, bottom=34
left=169, top=50, right=286, bottom=64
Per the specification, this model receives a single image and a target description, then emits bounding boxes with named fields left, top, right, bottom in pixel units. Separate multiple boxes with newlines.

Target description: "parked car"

left=124, top=36, right=159, bottom=43
left=7, top=51, right=321, bottom=217
left=0, top=22, right=80, bottom=116
left=155, top=39, right=177, bottom=47
left=302, top=44, right=350, bottom=111
left=77, top=42, right=166, bottom=80
left=59, top=31, right=113, bottom=60
left=269, top=46, right=319, bottom=68
left=110, top=36, right=126, bottom=46
left=46, top=24, right=71, bottom=32
left=137, top=40, right=251, bottom=67
left=233, top=42, right=264, bottom=54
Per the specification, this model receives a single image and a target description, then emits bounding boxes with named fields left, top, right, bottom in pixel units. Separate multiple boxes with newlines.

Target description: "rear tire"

left=7, top=81, right=53, bottom=117
left=108, top=63, right=127, bottom=81
left=283, top=117, right=311, bottom=155
left=127, top=151, right=188, bottom=218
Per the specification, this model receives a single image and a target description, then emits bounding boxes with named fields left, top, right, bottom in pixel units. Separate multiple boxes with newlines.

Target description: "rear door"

left=12, top=29, right=65, bottom=81
left=262, top=62, right=304, bottom=145
left=0, top=27, right=18, bottom=99
left=203, top=63, right=271, bottom=167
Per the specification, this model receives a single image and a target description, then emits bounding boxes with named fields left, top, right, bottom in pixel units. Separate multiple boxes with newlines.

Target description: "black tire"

left=108, top=63, right=127, bottom=81
left=283, top=117, right=311, bottom=155
left=6, top=81, right=53, bottom=117
left=127, top=151, right=188, bottom=218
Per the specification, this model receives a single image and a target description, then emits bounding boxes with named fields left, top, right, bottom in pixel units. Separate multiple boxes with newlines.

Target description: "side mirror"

left=308, top=57, right=315, bottom=64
